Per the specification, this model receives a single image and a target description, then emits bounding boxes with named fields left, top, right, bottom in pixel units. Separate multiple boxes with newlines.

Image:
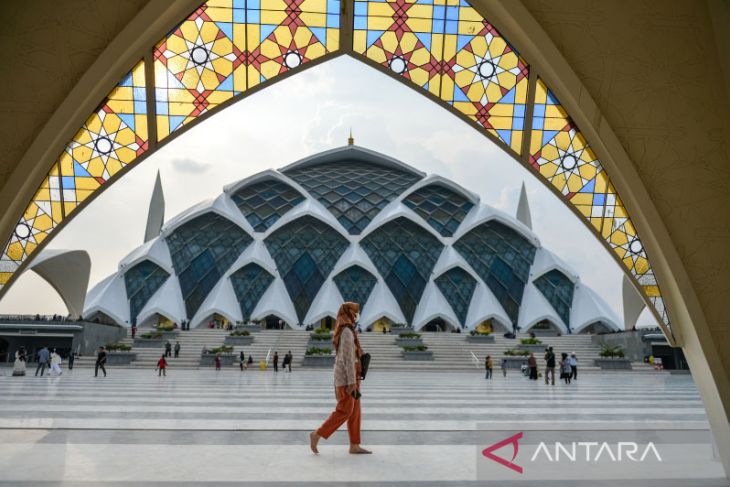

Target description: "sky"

left=0, top=56, right=658, bottom=327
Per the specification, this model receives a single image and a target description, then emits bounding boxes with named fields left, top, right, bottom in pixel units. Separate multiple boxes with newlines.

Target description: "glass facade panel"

left=229, top=262, right=275, bottom=320
left=166, top=211, right=253, bottom=318
left=533, top=269, right=574, bottom=329
left=360, top=217, right=444, bottom=323
left=231, top=179, right=305, bottom=232
left=124, top=260, right=170, bottom=325
left=434, top=267, right=476, bottom=328
left=333, top=265, right=377, bottom=311
left=454, top=220, right=537, bottom=328
left=264, top=215, right=349, bottom=323
left=284, top=162, right=422, bottom=234
left=403, top=184, right=474, bottom=237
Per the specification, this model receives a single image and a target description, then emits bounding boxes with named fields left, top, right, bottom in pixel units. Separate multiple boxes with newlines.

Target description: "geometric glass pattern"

left=360, top=217, right=444, bottom=323
left=353, top=0, right=529, bottom=153
left=229, top=262, right=275, bottom=320
left=532, top=269, right=574, bottom=330
left=454, top=220, right=537, bottom=328
left=124, top=260, right=170, bottom=325
left=165, top=211, right=253, bottom=319
left=529, top=78, right=669, bottom=327
left=231, top=178, right=305, bottom=232
left=333, top=265, right=378, bottom=312
left=154, top=0, right=340, bottom=139
left=0, top=60, right=149, bottom=291
left=264, top=215, right=349, bottom=323
left=434, top=266, right=476, bottom=327
left=403, top=183, right=474, bottom=237
left=284, top=161, right=422, bottom=234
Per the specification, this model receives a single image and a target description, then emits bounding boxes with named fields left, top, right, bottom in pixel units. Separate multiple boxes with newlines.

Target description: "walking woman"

left=310, top=302, right=371, bottom=455
left=12, top=347, right=27, bottom=376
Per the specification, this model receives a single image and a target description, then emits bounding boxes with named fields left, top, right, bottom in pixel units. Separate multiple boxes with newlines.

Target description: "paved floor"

left=0, top=367, right=727, bottom=486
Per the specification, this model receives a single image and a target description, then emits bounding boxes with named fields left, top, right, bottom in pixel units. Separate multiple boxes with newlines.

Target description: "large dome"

left=84, top=146, right=621, bottom=333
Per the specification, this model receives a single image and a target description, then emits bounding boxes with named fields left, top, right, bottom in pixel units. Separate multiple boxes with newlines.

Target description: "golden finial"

left=347, top=129, right=354, bottom=146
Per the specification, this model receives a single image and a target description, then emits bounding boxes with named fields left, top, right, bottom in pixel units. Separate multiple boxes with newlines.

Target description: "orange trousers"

left=316, top=385, right=361, bottom=444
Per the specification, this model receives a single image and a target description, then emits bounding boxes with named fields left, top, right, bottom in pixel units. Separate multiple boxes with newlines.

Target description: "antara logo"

left=482, top=432, right=524, bottom=474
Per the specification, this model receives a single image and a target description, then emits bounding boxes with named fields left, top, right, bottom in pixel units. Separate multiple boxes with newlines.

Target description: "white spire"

left=144, top=171, right=165, bottom=243
left=516, top=182, right=532, bottom=230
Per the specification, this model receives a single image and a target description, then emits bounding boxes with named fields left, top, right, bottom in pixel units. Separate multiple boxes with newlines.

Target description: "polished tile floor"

left=0, top=367, right=726, bottom=486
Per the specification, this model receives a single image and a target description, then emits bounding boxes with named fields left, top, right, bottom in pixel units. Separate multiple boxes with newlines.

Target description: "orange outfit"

left=316, top=384, right=361, bottom=444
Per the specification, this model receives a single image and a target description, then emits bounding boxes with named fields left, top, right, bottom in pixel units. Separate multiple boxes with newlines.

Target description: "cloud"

left=171, top=158, right=210, bottom=174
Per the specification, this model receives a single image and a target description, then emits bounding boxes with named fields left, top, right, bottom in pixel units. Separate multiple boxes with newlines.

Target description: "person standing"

left=214, top=353, right=221, bottom=371
left=310, top=302, right=371, bottom=455
left=273, top=351, right=279, bottom=372
left=561, top=353, right=572, bottom=384
left=246, top=355, right=253, bottom=369
left=131, top=324, right=137, bottom=339
left=501, top=358, right=507, bottom=377
left=484, top=355, right=493, bottom=379
left=286, top=351, right=293, bottom=372
left=165, top=341, right=172, bottom=358
left=35, top=346, right=50, bottom=376
left=239, top=351, right=245, bottom=371
left=569, top=352, right=578, bottom=381
left=282, top=352, right=290, bottom=372
left=13, top=347, right=27, bottom=376
left=156, top=354, right=167, bottom=376
left=527, top=352, right=538, bottom=380
left=68, top=350, right=75, bottom=370
left=95, top=346, right=107, bottom=377
left=50, top=349, right=63, bottom=376
left=544, top=347, right=555, bottom=385
left=174, top=341, right=181, bottom=358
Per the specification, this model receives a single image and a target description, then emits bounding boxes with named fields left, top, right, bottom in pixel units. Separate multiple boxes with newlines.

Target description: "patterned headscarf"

left=333, top=301, right=361, bottom=355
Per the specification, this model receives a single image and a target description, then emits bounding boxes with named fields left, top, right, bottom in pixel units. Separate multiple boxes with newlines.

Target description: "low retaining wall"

left=133, top=338, right=164, bottom=348
left=303, top=355, right=335, bottom=367
left=503, top=357, right=530, bottom=369
left=594, top=358, right=632, bottom=370
left=592, top=331, right=653, bottom=362
left=223, top=335, right=254, bottom=346
left=402, top=351, right=434, bottom=361
left=200, top=354, right=236, bottom=366
left=466, top=335, right=495, bottom=343
left=106, top=353, right=137, bottom=365
left=395, top=338, right=423, bottom=347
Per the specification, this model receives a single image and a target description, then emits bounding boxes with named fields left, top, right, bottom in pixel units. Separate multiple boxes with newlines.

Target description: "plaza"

left=0, top=367, right=725, bottom=486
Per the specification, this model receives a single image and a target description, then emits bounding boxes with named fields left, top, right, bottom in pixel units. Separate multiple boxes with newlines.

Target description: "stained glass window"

left=403, top=183, right=474, bottom=237
left=333, top=265, right=377, bottom=311
left=353, top=0, right=529, bottom=154
left=124, top=260, right=170, bottom=325
left=360, top=217, right=444, bottom=323
left=284, top=161, right=422, bottom=234
left=229, top=262, right=275, bottom=320
left=533, top=269, right=574, bottom=329
left=454, top=220, right=536, bottom=327
left=231, top=178, right=305, bottom=232
left=434, top=267, right=476, bottom=327
left=154, top=0, right=340, bottom=140
left=166, top=211, right=253, bottom=318
left=264, top=215, right=349, bottom=322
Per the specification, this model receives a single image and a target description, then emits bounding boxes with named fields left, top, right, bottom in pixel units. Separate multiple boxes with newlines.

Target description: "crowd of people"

left=485, top=347, right=579, bottom=384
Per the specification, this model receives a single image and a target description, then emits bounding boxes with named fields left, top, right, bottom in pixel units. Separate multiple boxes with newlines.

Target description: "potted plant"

left=394, top=332, right=423, bottom=347
left=594, top=344, right=632, bottom=369
left=401, top=344, right=433, bottom=360
left=224, top=329, right=254, bottom=346
left=104, top=343, right=137, bottom=365
left=303, top=346, right=335, bottom=367
left=200, top=345, right=236, bottom=366
left=466, top=330, right=495, bottom=343
left=517, top=337, right=545, bottom=353
left=502, top=348, right=531, bottom=369
left=133, top=331, right=165, bottom=348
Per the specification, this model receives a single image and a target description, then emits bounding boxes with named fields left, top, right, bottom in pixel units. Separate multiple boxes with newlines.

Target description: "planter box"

left=530, top=329, right=559, bottom=337
left=402, top=351, right=434, bottom=361
left=133, top=338, right=164, bottom=348
left=518, top=343, right=547, bottom=354
left=224, top=335, right=254, bottom=346
left=236, top=325, right=263, bottom=333
left=395, top=338, right=423, bottom=347
left=106, top=352, right=137, bottom=365
left=467, top=334, right=495, bottom=343
left=502, top=356, right=531, bottom=369
left=309, top=333, right=332, bottom=340
left=303, top=355, right=335, bottom=367
left=200, top=353, right=236, bottom=366
left=594, top=358, right=632, bottom=370
left=391, top=328, right=415, bottom=335
left=307, top=340, right=333, bottom=350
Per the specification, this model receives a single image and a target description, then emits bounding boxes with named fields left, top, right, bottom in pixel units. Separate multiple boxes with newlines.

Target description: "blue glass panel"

left=360, top=217, right=444, bottom=323
left=264, top=215, right=349, bottom=323
left=434, top=267, right=476, bottom=327
left=166, top=212, right=253, bottom=319
left=283, top=161, right=422, bottom=235
left=403, top=184, right=474, bottom=237
left=533, top=269, right=575, bottom=329
left=453, top=220, right=537, bottom=327
left=124, top=260, right=170, bottom=325
left=230, top=263, right=275, bottom=320
left=333, top=265, right=377, bottom=311
left=231, top=179, right=305, bottom=232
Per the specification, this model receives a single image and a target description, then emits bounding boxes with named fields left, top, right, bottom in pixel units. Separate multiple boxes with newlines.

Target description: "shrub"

left=397, top=332, right=422, bottom=339
left=305, top=347, right=332, bottom=356
left=310, top=333, right=332, bottom=341
left=472, top=330, right=491, bottom=336
left=229, top=330, right=250, bottom=337
left=504, top=348, right=530, bottom=356
left=520, top=338, right=542, bottom=345
left=106, top=343, right=132, bottom=352
left=402, top=345, right=429, bottom=352
left=139, top=332, right=163, bottom=339
left=599, top=344, right=625, bottom=358
left=313, top=327, right=332, bottom=335
left=205, top=345, right=233, bottom=354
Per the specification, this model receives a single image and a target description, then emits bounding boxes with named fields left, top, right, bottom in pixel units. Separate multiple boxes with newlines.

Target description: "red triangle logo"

left=481, top=432, right=523, bottom=474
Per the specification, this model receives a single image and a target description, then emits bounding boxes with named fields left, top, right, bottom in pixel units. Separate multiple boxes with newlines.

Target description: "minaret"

left=516, top=182, right=532, bottom=230
left=347, top=129, right=354, bottom=146
left=144, top=171, right=165, bottom=243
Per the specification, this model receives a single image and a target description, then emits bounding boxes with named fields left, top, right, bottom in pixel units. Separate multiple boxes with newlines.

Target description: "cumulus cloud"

left=171, top=158, right=210, bottom=174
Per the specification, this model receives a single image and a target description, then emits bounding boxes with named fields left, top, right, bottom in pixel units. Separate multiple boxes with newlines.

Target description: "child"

left=156, top=354, right=167, bottom=376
